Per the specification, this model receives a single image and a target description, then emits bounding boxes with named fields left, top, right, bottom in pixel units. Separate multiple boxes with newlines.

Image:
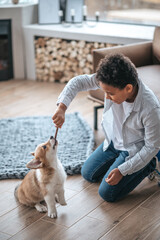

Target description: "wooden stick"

left=54, top=127, right=58, bottom=140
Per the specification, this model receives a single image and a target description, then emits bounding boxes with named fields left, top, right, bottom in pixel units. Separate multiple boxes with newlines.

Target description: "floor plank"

left=144, top=222, right=160, bottom=240
left=9, top=219, right=67, bottom=240
left=54, top=216, right=108, bottom=240
left=64, top=187, right=79, bottom=201
left=0, top=232, right=11, bottom=240
left=42, top=183, right=104, bottom=227
left=0, top=191, right=20, bottom=217
left=65, top=174, right=91, bottom=192
left=100, top=206, right=160, bottom=240
left=88, top=178, right=159, bottom=226
left=0, top=205, right=46, bottom=236
left=0, top=179, right=21, bottom=194
left=141, top=188, right=160, bottom=210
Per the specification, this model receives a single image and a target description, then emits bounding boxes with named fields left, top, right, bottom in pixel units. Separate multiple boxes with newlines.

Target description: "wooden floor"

left=0, top=79, right=160, bottom=240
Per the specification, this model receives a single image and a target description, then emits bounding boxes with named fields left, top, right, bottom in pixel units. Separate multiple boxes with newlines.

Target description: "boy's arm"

left=52, top=74, right=99, bottom=128
left=56, top=73, right=99, bottom=107
left=118, top=107, right=160, bottom=176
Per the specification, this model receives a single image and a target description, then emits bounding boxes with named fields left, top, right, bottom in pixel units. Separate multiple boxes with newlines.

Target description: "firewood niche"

left=34, top=36, right=117, bottom=83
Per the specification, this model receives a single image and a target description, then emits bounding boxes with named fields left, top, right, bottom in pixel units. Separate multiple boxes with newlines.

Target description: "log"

left=34, top=37, right=117, bottom=83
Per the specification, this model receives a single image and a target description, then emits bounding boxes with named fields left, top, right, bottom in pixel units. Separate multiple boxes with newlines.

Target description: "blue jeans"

left=81, top=142, right=156, bottom=202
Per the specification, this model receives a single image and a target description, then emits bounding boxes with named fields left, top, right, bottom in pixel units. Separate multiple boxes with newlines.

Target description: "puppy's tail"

left=14, top=183, right=20, bottom=200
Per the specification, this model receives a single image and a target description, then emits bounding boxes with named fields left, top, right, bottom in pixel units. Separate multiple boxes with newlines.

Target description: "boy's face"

left=99, top=81, right=133, bottom=104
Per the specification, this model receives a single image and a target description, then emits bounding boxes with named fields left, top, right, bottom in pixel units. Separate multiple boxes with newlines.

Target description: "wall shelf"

left=24, top=21, right=155, bottom=80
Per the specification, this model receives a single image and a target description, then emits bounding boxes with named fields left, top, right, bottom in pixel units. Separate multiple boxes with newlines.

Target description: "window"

left=85, top=0, right=160, bottom=26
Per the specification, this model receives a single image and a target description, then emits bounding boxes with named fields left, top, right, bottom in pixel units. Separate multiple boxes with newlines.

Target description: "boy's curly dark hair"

left=96, top=53, right=138, bottom=89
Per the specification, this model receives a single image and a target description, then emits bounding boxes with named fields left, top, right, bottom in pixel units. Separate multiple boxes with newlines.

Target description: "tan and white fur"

left=14, top=136, right=67, bottom=218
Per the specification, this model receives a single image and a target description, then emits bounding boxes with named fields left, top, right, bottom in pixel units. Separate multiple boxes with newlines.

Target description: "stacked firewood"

left=35, top=37, right=117, bottom=83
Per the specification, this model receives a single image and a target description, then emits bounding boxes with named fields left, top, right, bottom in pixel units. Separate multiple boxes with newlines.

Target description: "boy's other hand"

left=105, top=168, right=123, bottom=185
left=52, top=103, right=67, bottom=128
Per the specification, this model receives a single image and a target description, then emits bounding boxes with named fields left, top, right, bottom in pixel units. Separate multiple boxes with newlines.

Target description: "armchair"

left=88, top=26, right=160, bottom=130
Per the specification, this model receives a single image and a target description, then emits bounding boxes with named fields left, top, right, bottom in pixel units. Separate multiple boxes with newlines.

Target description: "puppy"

left=14, top=136, right=67, bottom=218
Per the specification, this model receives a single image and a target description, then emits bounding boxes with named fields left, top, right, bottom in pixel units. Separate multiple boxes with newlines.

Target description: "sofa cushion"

left=137, top=65, right=160, bottom=99
left=153, top=27, right=160, bottom=63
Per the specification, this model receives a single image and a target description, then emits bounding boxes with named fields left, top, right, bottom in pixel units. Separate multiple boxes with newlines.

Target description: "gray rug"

left=0, top=113, right=95, bottom=179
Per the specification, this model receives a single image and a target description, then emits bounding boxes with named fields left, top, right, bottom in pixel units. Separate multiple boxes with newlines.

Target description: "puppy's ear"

left=30, top=152, right=35, bottom=156
left=26, top=158, right=43, bottom=169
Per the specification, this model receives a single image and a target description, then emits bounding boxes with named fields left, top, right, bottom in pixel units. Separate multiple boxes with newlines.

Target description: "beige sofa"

left=88, top=26, right=160, bottom=129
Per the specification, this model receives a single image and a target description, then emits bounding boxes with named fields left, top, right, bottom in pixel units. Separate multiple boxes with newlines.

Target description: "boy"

left=52, top=54, right=160, bottom=202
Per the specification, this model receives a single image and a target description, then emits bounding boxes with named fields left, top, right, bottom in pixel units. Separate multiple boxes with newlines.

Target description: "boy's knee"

left=81, top=166, right=91, bottom=182
left=98, top=184, right=118, bottom=203
left=81, top=166, right=96, bottom=183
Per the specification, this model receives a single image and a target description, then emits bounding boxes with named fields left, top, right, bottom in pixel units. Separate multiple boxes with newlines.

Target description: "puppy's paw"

left=60, top=201, right=67, bottom=206
left=40, top=205, right=48, bottom=212
left=55, top=194, right=59, bottom=203
left=35, top=203, right=47, bottom=213
left=48, top=211, right=57, bottom=218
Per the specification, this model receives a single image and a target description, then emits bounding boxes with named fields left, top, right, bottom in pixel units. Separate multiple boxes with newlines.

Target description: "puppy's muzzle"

left=50, top=136, right=57, bottom=149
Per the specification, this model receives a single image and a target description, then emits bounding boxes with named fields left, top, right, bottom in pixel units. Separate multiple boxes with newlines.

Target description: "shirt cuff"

left=56, top=96, right=72, bottom=108
left=118, top=163, right=130, bottom=176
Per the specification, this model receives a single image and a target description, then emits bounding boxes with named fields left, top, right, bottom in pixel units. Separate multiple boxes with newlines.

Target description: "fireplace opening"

left=0, top=20, right=13, bottom=81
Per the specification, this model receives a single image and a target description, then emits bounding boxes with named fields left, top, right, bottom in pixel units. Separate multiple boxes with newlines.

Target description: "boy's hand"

left=52, top=103, right=67, bottom=128
left=105, top=168, right=123, bottom=185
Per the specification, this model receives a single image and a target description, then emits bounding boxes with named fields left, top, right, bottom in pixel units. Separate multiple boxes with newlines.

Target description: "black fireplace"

left=0, top=20, right=13, bottom=81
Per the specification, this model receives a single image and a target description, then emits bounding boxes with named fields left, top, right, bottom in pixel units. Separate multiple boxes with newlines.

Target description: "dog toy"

left=54, top=127, right=58, bottom=141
